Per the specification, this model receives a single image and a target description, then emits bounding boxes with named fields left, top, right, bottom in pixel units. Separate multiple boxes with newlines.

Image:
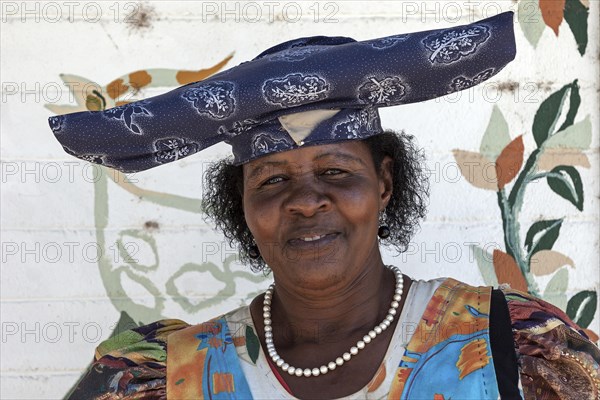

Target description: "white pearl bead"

left=262, top=266, right=405, bottom=378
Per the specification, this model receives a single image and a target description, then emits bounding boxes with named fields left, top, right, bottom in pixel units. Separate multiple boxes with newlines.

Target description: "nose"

left=283, top=179, right=331, bottom=217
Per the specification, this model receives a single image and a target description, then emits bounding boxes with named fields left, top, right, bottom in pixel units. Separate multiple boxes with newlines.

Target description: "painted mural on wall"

left=452, top=0, right=596, bottom=340
left=45, top=56, right=271, bottom=333
left=453, top=81, right=597, bottom=341
left=518, top=0, right=590, bottom=55
left=44, top=1, right=597, bottom=383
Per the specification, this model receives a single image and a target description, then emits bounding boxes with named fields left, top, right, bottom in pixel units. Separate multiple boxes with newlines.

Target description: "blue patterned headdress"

left=48, top=12, right=516, bottom=172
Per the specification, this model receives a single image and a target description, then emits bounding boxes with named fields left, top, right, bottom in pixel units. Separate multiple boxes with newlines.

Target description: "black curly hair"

left=202, top=130, right=430, bottom=271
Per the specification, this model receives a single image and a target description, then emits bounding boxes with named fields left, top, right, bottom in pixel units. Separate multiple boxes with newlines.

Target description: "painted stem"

left=500, top=149, right=544, bottom=296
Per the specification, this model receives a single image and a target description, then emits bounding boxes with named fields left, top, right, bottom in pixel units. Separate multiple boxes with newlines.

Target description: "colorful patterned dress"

left=68, top=277, right=600, bottom=399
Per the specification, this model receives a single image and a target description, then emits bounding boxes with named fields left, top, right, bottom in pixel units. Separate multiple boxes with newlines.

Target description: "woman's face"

left=242, top=141, right=392, bottom=291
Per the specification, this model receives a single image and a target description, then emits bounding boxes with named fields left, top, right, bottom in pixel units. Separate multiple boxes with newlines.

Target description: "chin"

left=272, top=252, right=352, bottom=291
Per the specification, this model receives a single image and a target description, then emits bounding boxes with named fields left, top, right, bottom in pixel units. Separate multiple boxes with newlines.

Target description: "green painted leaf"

left=564, top=0, right=589, bottom=56
left=470, top=245, right=499, bottom=287
left=480, top=105, right=511, bottom=161
left=246, top=325, right=260, bottom=364
left=543, top=268, right=568, bottom=311
left=547, top=166, right=584, bottom=210
left=557, top=80, right=580, bottom=133
left=109, top=311, right=140, bottom=339
left=59, top=73, right=98, bottom=108
left=544, top=115, right=592, bottom=150
left=518, top=0, right=546, bottom=48
left=532, top=84, right=570, bottom=148
left=524, top=219, right=563, bottom=255
left=566, top=290, right=597, bottom=328
left=86, top=93, right=104, bottom=111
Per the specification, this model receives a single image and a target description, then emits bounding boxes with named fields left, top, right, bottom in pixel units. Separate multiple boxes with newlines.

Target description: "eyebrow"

left=245, top=160, right=289, bottom=182
left=245, top=151, right=367, bottom=182
left=313, top=151, right=367, bottom=166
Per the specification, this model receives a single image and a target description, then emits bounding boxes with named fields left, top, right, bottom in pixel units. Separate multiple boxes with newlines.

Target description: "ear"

left=378, top=156, right=393, bottom=211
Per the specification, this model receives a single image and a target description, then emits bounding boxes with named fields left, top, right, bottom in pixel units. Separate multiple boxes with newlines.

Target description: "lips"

left=299, top=234, right=328, bottom=242
left=286, top=231, right=340, bottom=248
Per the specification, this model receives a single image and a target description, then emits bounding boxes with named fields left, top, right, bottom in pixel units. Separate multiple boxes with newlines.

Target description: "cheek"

left=243, top=196, right=280, bottom=240
left=335, top=182, right=381, bottom=228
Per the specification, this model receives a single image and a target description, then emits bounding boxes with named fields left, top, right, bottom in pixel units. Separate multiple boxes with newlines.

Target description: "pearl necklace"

left=262, top=265, right=404, bottom=378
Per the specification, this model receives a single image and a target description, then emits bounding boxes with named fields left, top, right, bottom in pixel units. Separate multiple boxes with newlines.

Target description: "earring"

left=248, top=241, right=261, bottom=259
left=378, top=211, right=390, bottom=239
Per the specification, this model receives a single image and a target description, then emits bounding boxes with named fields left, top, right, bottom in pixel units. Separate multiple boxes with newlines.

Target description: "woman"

left=50, top=11, right=599, bottom=399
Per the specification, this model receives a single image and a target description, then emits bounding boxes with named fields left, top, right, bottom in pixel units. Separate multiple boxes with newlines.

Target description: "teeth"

left=300, top=235, right=325, bottom=242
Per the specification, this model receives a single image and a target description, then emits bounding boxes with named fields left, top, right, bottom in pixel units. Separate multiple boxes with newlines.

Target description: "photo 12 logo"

left=1, top=1, right=144, bottom=23
left=200, top=1, right=340, bottom=23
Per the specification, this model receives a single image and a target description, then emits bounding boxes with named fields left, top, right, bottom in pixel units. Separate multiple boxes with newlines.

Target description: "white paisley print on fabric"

left=358, top=77, right=406, bottom=105
left=267, top=47, right=325, bottom=61
left=263, top=73, right=329, bottom=107
left=422, top=24, right=490, bottom=64
left=62, top=145, right=105, bottom=165
left=363, top=34, right=410, bottom=49
left=251, top=133, right=293, bottom=157
left=218, top=119, right=261, bottom=137
left=48, top=115, right=65, bottom=134
left=448, top=68, right=496, bottom=92
left=182, top=81, right=236, bottom=119
left=333, top=108, right=379, bottom=139
left=103, top=100, right=153, bottom=135
left=154, top=138, right=199, bottom=164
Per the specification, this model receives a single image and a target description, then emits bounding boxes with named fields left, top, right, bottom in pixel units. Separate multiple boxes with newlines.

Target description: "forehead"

left=242, top=141, right=373, bottom=175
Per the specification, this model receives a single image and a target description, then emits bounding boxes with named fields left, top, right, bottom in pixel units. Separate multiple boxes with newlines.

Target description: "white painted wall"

left=1, top=1, right=598, bottom=398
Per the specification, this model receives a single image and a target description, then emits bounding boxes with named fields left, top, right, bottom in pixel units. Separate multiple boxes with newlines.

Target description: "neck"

left=269, top=260, right=394, bottom=345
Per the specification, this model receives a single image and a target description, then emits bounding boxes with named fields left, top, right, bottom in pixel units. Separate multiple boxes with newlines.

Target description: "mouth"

left=299, top=234, right=329, bottom=242
left=287, top=232, right=340, bottom=248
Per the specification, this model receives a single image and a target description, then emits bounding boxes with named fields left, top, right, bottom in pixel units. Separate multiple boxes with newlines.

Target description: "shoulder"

left=68, top=319, right=189, bottom=400
left=500, top=286, right=600, bottom=399
left=70, top=308, right=252, bottom=399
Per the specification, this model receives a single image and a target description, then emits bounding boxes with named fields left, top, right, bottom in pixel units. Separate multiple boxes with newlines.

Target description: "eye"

left=261, top=175, right=286, bottom=186
left=322, top=168, right=346, bottom=176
